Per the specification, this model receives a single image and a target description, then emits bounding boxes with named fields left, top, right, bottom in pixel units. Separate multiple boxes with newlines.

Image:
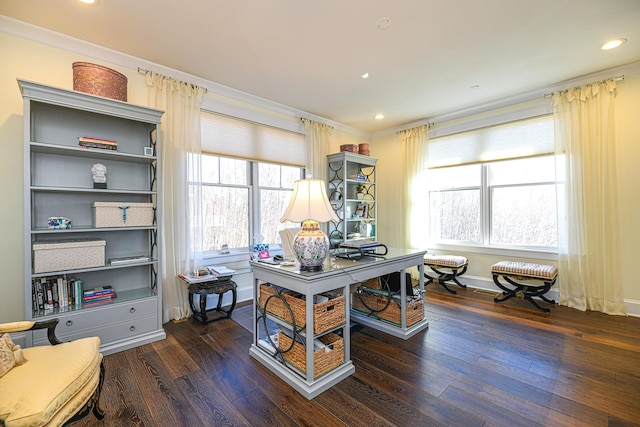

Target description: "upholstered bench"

left=423, top=254, right=468, bottom=294
left=491, top=261, right=557, bottom=312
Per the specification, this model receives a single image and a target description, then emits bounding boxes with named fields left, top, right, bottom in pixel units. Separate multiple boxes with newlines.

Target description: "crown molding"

left=0, top=14, right=365, bottom=137
left=4, top=14, right=638, bottom=141
left=372, top=60, right=640, bottom=140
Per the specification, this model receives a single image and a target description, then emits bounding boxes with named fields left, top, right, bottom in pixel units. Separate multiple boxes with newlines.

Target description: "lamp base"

left=299, top=264, right=324, bottom=272
left=292, top=220, right=330, bottom=271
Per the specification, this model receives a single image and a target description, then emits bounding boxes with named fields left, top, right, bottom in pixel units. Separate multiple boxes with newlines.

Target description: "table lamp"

left=280, top=178, right=339, bottom=271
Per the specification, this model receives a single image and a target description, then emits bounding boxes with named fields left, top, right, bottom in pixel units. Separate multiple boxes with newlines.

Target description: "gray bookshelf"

left=19, top=79, right=166, bottom=355
left=327, top=152, right=377, bottom=248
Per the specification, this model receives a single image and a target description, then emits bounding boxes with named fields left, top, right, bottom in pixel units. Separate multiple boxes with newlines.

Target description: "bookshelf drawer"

left=91, top=314, right=158, bottom=344
left=33, top=299, right=157, bottom=343
left=33, top=314, right=158, bottom=347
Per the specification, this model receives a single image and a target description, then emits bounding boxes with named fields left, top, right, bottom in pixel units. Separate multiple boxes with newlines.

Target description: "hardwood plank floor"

left=74, top=287, right=640, bottom=427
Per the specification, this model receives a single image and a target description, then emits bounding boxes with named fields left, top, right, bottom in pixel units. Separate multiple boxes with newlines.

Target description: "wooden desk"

left=249, top=248, right=427, bottom=399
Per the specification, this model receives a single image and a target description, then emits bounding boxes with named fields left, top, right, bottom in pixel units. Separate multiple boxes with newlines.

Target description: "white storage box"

left=33, top=239, right=106, bottom=273
left=92, top=202, right=154, bottom=227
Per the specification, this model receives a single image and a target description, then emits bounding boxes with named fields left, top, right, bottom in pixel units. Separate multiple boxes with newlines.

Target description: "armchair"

left=0, top=318, right=105, bottom=426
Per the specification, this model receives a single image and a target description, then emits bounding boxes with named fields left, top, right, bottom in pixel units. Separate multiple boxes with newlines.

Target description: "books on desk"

left=178, top=273, right=219, bottom=284
left=339, top=240, right=382, bottom=249
left=208, top=265, right=236, bottom=276
left=337, top=240, right=388, bottom=258
left=179, top=266, right=236, bottom=284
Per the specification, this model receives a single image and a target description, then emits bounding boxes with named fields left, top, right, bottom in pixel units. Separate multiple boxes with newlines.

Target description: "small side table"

left=184, top=278, right=237, bottom=325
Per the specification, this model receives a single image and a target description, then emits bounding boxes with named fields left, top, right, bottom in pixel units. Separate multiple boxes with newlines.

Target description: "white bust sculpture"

left=91, top=163, right=107, bottom=184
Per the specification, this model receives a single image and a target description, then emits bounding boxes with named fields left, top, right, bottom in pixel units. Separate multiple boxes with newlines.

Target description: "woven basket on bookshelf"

left=277, top=331, right=344, bottom=378
left=259, top=284, right=345, bottom=334
left=351, top=290, right=424, bottom=327
left=72, top=62, right=127, bottom=101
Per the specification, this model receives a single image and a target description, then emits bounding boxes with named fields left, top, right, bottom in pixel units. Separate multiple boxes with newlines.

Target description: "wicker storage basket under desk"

left=259, top=284, right=345, bottom=334
left=360, top=277, right=381, bottom=290
left=277, top=331, right=344, bottom=378
left=352, top=290, right=424, bottom=327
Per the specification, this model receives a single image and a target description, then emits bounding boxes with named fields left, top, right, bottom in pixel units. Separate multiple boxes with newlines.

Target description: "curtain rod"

left=395, top=123, right=434, bottom=134
left=300, top=117, right=334, bottom=129
left=137, top=67, right=207, bottom=93
left=543, top=75, right=624, bottom=98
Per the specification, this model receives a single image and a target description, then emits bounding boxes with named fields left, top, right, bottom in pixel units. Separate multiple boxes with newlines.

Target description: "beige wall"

left=0, top=31, right=309, bottom=322
left=370, top=74, right=640, bottom=308
left=2, top=29, right=638, bottom=323
left=614, top=73, right=640, bottom=304
left=0, top=32, right=153, bottom=323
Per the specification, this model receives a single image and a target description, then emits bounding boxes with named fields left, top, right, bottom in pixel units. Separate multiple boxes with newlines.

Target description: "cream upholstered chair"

left=0, top=318, right=105, bottom=426
left=279, top=227, right=301, bottom=260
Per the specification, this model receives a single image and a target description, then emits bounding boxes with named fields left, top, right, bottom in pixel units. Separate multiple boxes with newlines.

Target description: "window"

left=199, top=111, right=305, bottom=253
left=427, top=115, right=558, bottom=250
left=200, top=154, right=303, bottom=252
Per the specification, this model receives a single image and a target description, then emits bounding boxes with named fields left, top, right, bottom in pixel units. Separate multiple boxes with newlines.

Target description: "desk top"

left=251, top=247, right=426, bottom=289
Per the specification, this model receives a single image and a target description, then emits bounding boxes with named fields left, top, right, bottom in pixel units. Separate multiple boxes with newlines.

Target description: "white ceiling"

left=2, top=0, right=640, bottom=133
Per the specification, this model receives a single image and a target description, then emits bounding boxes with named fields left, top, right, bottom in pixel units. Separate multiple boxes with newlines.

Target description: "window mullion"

left=482, top=164, right=490, bottom=245
left=250, top=162, right=259, bottom=247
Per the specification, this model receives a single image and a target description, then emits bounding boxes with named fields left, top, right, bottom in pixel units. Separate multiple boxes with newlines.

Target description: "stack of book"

left=32, top=275, right=83, bottom=313
left=78, top=136, right=118, bottom=151
left=82, top=286, right=117, bottom=305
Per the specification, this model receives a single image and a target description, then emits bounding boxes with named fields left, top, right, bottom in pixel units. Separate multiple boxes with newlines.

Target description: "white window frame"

left=427, top=113, right=558, bottom=260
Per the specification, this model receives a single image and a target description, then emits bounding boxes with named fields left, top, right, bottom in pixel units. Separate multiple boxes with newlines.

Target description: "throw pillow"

left=0, top=333, right=27, bottom=378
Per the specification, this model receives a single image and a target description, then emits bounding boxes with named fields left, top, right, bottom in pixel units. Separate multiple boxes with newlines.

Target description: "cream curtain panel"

left=398, top=125, right=428, bottom=250
left=553, top=79, right=627, bottom=315
left=302, top=118, right=333, bottom=181
left=146, top=72, right=206, bottom=323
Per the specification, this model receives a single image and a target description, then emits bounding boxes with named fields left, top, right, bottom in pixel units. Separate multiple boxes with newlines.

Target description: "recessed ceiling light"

left=376, top=17, right=391, bottom=30
left=79, top=0, right=99, bottom=4
left=361, top=73, right=369, bottom=79
left=374, top=113, right=384, bottom=120
left=601, top=38, right=627, bottom=50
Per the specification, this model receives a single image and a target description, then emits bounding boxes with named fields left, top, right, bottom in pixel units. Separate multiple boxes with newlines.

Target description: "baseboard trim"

left=459, top=275, right=640, bottom=318
left=234, top=274, right=640, bottom=318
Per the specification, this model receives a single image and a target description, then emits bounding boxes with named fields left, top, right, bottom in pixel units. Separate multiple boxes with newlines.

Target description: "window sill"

left=428, top=242, right=558, bottom=261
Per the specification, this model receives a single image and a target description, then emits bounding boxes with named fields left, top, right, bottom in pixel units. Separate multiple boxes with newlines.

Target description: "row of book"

left=83, top=286, right=116, bottom=303
left=31, top=275, right=117, bottom=313
left=78, top=136, right=118, bottom=151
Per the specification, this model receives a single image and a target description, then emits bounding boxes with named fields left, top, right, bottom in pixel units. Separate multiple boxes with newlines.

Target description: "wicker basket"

left=73, top=62, right=127, bottom=101
left=278, top=331, right=344, bottom=378
left=360, top=277, right=381, bottom=290
left=352, top=290, right=424, bottom=327
left=340, top=144, right=358, bottom=153
left=259, top=284, right=345, bottom=334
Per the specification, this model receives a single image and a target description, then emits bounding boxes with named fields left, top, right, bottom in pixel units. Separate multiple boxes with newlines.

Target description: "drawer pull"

left=130, top=307, right=136, bottom=313
left=130, top=325, right=136, bottom=332
left=66, top=320, right=73, bottom=326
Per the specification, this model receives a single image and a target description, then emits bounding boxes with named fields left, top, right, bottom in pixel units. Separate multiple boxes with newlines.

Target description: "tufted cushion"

left=0, top=334, right=27, bottom=379
left=0, top=336, right=102, bottom=427
left=424, top=254, right=468, bottom=268
left=491, top=261, right=558, bottom=281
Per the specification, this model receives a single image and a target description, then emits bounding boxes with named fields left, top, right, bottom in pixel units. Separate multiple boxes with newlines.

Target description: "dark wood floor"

left=75, top=286, right=640, bottom=427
